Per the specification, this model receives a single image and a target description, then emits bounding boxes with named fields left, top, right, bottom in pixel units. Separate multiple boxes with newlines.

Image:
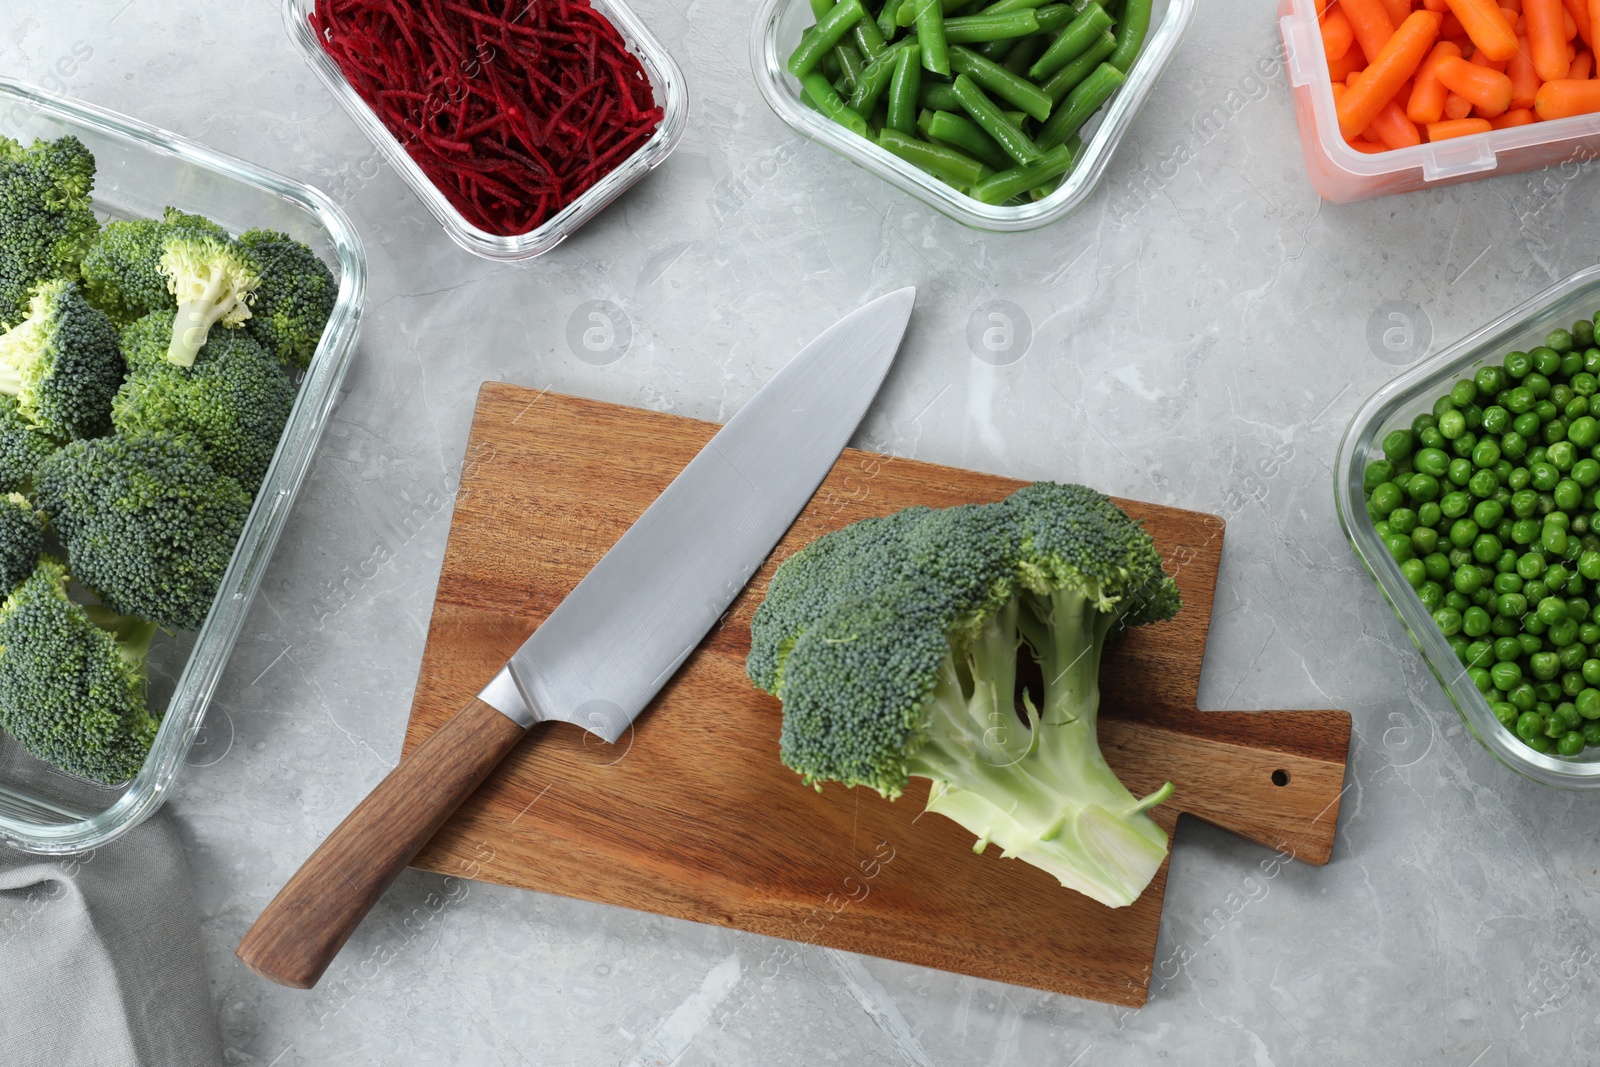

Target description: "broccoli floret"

left=80, top=208, right=229, bottom=325
left=0, top=135, right=99, bottom=324
left=0, top=492, right=43, bottom=594
left=160, top=232, right=260, bottom=368
left=238, top=229, right=337, bottom=369
left=113, top=329, right=295, bottom=491
left=0, top=279, right=124, bottom=441
left=0, top=557, right=158, bottom=785
left=0, top=395, right=58, bottom=492
left=35, top=435, right=251, bottom=630
left=747, top=482, right=1182, bottom=908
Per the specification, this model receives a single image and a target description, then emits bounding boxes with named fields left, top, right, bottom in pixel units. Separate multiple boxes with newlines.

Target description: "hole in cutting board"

left=1271, top=768, right=1289, bottom=787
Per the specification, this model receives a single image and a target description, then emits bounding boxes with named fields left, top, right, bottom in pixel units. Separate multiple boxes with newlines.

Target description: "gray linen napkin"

left=0, top=809, right=224, bottom=1067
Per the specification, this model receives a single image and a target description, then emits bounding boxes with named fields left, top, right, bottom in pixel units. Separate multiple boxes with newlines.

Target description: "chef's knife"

left=236, top=288, right=918, bottom=989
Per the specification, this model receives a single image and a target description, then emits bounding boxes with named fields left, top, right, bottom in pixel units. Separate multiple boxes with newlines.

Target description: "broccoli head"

left=113, top=328, right=295, bottom=491
left=80, top=207, right=229, bottom=325
left=35, top=435, right=252, bottom=630
left=0, top=492, right=43, bottom=594
left=160, top=232, right=260, bottom=367
left=0, top=279, right=125, bottom=441
left=0, top=135, right=99, bottom=323
left=0, top=394, right=58, bottom=492
left=238, top=228, right=337, bottom=369
left=747, top=482, right=1182, bottom=908
left=0, top=557, right=158, bottom=785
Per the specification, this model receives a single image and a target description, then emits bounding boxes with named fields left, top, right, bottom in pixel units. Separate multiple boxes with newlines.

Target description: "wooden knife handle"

left=236, top=697, right=527, bottom=988
left=1099, top=708, right=1353, bottom=866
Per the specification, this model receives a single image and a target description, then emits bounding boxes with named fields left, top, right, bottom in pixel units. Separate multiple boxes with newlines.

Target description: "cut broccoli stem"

left=170, top=275, right=249, bottom=367
left=908, top=587, right=1173, bottom=907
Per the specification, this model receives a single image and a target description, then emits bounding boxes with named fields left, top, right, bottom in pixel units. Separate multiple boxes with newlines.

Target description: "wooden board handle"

left=1101, top=709, right=1352, bottom=866
left=236, top=698, right=528, bottom=988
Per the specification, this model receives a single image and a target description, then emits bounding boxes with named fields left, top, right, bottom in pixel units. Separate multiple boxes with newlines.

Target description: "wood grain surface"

left=401, top=383, right=1353, bottom=1007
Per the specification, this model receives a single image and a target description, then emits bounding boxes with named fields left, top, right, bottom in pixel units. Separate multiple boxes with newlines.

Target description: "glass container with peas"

left=1338, top=268, right=1600, bottom=788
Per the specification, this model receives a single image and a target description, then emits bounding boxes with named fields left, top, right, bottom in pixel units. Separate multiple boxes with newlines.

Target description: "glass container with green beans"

left=1338, top=266, right=1600, bottom=789
left=751, top=0, right=1194, bottom=229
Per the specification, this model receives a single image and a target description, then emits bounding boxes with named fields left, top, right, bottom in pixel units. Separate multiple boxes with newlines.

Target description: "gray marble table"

left=6, top=0, right=1599, bottom=1063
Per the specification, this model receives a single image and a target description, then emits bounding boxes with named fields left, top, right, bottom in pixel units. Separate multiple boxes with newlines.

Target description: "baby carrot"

left=1591, top=0, right=1600, bottom=51
left=1342, top=0, right=1399, bottom=63
left=1323, top=7, right=1356, bottom=60
left=1535, top=75, right=1600, bottom=114
left=1380, top=0, right=1413, bottom=26
left=1444, top=89, right=1477, bottom=114
left=1370, top=97, right=1426, bottom=144
left=1575, top=48, right=1594, bottom=74
left=1508, top=36, right=1542, bottom=104
left=1528, top=0, right=1572, bottom=77
left=1338, top=10, right=1442, bottom=138
left=1436, top=54, right=1515, bottom=112
left=1330, top=40, right=1370, bottom=79
left=1564, top=0, right=1593, bottom=45
left=1351, top=138, right=1392, bottom=151
left=1445, top=0, right=1519, bottom=58
left=1490, top=105, right=1538, bottom=123
left=1409, top=40, right=1463, bottom=121
left=1428, top=115, right=1496, bottom=134
left=1425, top=0, right=1451, bottom=9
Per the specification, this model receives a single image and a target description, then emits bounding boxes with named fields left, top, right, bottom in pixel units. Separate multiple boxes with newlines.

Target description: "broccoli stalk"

left=160, top=234, right=260, bottom=367
left=911, top=587, right=1175, bottom=907
left=747, top=482, right=1182, bottom=908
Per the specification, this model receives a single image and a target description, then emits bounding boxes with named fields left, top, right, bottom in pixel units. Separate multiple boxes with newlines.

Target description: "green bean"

left=1032, top=4, right=1078, bottom=30
left=919, top=82, right=965, bottom=110
left=1036, top=61, right=1122, bottom=148
left=789, top=0, right=868, bottom=77
left=975, top=39, right=1014, bottom=61
left=853, top=15, right=888, bottom=58
left=877, top=0, right=901, bottom=39
left=1028, top=135, right=1080, bottom=198
left=835, top=42, right=866, bottom=91
left=978, top=0, right=1052, bottom=13
left=922, top=109, right=1016, bottom=169
left=1028, top=5, right=1113, bottom=80
left=810, top=0, right=835, bottom=19
left=876, top=128, right=991, bottom=185
left=850, top=49, right=901, bottom=112
left=943, top=10, right=1039, bottom=42
left=1001, top=34, right=1047, bottom=75
left=949, top=45, right=1052, bottom=120
left=970, top=141, right=1077, bottom=202
left=1106, top=0, right=1150, bottom=71
left=1039, top=30, right=1115, bottom=102
left=951, top=73, right=1043, bottom=163
left=915, top=0, right=953, bottom=74
left=887, top=44, right=922, bottom=133
left=802, top=72, right=872, bottom=137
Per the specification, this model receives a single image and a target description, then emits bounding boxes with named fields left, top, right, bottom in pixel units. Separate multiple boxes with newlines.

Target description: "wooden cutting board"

left=403, top=384, right=1352, bottom=1007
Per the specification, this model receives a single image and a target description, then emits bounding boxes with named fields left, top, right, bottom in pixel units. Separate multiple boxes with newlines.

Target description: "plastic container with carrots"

left=1280, top=0, right=1600, bottom=200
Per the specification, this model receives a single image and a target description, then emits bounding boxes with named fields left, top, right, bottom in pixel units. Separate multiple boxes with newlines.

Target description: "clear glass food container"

left=0, top=78, right=366, bottom=852
left=1279, top=0, right=1600, bottom=202
left=751, top=0, right=1194, bottom=230
left=281, top=0, right=688, bottom=261
left=1336, top=266, right=1600, bottom=789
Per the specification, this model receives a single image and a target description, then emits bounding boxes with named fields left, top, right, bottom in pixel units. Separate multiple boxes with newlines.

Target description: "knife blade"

left=236, top=287, right=917, bottom=989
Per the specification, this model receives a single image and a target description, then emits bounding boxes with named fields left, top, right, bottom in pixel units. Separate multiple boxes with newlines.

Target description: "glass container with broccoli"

left=0, top=133, right=338, bottom=786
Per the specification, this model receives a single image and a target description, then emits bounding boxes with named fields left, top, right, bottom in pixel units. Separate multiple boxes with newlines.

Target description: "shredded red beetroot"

left=311, top=0, right=664, bottom=236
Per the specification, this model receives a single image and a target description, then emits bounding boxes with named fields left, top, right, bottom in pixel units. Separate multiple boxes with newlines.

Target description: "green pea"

left=1493, top=660, right=1525, bottom=691
left=1558, top=730, right=1586, bottom=755
left=1385, top=534, right=1414, bottom=563
left=1544, top=523, right=1570, bottom=554
left=1400, top=558, right=1426, bottom=588
left=1496, top=548, right=1520, bottom=573
left=1423, top=553, right=1451, bottom=582
left=1549, top=440, right=1577, bottom=469
left=1507, top=388, right=1535, bottom=414
left=1537, top=596, right=1569, bottom=624
left=1438, top=408, right=1466, bottom=439
left=1471, top=499, right=1504, bottom=528
left=1531, top=651, right=1562, bottom=680
left=1586, top=722, right=1600, bottom=745
left=1517, top=552, right=1547, bottom=579
left=1445, top=588, right=1472, bottom=610
left=1547, top=328, right=1574, bottom=354
left=1470, top=469, right=1500, bottom=498
left=1575, top=320, right=1595, bottom=348
left=1524, top=733, right=1554, bottom=753
left=1532, top=346, right=1562, bottom=373
left=1581, top=623, right=1600, bottom=645
left=1510, top=681, right=1538, bottom=709
left=1494, top=570, right=1524, bottom=593
left=1496, top=592, right=1528, bottom=617
left=1507, top=460, right=1531, bottom=485
left=1574, top=373, right=1599, bottom=398
left=1412, top=526, right=1439, bottom=555
left=1550, top=618, right=1581, bottom=647
left=1477, top=364, right=1507, bottom=395
left=1407, top=473, right=1440, bottom=502
left=1561, top=642, right=1589, bottom=669
left=1450, top=519, right=1480, bottom=548
left=1569, top=396, right=1591, bottom=419
left=1536, top=681, right=1564, bottom=703
left=1494, top=636, right=1522, bottom=661
left=1531, top=461, right=1560, bottom=490
left=1462, top=607, right=1491, bottom=637
left=1525, top=581, right=1550, bottom=605
left=1506, top=350, right=1533, bottom=378
left=1418, top=581, right=1443, bottom=609
left=1516, top=709, right=1545, bottom=739
left=1440, top=491, right=1472, bottom=519
left=1449, top=449, right=1475, bottom=475
left=1472, top=534, right=1501, bottom=564
left=1513, top=411, right=1541, bottom=438
left=1370, top=482, right=1403, bottom=515
left=1563, top=670, right=1586, bottom=697
left=1528, top=373, right=1554, bottom=400
left=1418, top=501, right=1443, bottom=527
left=1421, top=426, right=1448, bottom=450
left=1568, top=596, right=1590, bottom=620
left=1433, top=607, right=1463, bottom=635
left=1547, top=561, right=1571, bottom=588
left=1414, top=448, right=1449, bottom=477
